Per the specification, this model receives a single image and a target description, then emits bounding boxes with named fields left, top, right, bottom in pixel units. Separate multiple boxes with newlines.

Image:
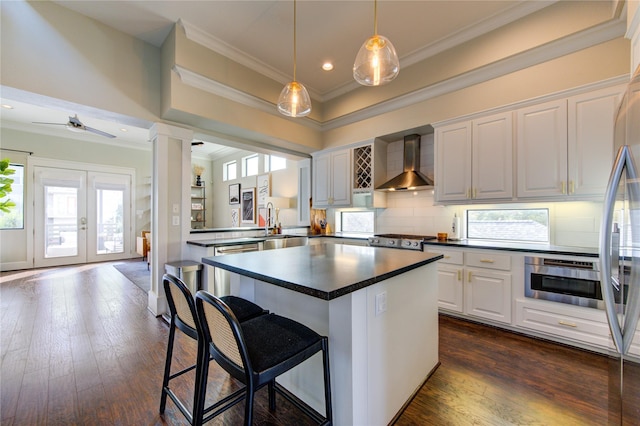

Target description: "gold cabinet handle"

left=444, top=255, right=451, bottom=259
left=468, top=271, right=472, bottom=282
left=480, top=259, right=495, bottom=263
left=558, top=320, right=577, bottom=328
left=473, top=188, right=477, bottom=199
left=561, top=181, right=566, bottom=194
left=466, top=188, right=471, bottom=199
left=457, top=270, right=461, bottom=281
left=569, top=180, right=574, bottom=194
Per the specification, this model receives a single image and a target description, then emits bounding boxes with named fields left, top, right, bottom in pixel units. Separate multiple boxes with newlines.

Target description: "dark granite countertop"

left=201, top=243, right=443, bottom=300
left=422, top=239, right=599, bottom=258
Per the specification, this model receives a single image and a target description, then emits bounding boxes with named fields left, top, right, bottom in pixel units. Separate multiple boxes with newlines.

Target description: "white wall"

left=0, top=128, right=152, bottom=269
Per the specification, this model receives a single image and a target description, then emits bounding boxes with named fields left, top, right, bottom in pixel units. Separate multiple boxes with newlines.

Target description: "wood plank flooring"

left=1, top=260, right=636, bottom=425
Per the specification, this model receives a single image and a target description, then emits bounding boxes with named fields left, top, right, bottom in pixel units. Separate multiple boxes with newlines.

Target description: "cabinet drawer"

left=434, top=249, right=463, bottom=265
left=466, top=251, right=511, bottom=270
left=515, top=299, right=612, bottom=349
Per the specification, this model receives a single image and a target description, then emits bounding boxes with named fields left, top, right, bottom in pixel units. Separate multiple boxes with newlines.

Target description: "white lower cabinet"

left=437, top=250, right=464, bottom=313
left=436, top=248, right=512, bottom=324
left=515, top=298, right=612, bottom=349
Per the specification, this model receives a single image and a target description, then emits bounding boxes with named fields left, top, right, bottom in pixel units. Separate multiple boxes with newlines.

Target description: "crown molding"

left=321, top=17, right=627, bottom=132
left=178, top=2, right=557, bottom=103
left=171, top=65, right=322, bottom=132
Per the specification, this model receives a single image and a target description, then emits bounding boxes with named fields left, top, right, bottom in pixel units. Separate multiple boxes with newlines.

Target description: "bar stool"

left=159, top=274, right=266, bottom=424
left=194, top=290, right=332, bottom=426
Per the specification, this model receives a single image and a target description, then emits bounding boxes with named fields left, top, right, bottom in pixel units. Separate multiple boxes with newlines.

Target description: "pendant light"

left=277, top=0, right=311, bottom=117
left=353, top=0, right=400, bottom=86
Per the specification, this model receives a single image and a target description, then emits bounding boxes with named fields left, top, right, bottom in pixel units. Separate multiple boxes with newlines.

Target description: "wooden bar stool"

left=194, top=290, right=332, bottom=426
left=159, top=274, right=266, bottom=424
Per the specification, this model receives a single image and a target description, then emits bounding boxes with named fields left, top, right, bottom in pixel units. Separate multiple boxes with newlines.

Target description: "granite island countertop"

left=201, top=242, right=443, bottom=300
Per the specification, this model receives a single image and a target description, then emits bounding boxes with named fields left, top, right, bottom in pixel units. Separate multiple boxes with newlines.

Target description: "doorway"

left=33, top=165, right=133, bottom=268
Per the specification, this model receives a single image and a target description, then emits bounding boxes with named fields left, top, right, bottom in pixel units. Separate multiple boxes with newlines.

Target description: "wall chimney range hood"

left=376, top=134, right=433, bottom=191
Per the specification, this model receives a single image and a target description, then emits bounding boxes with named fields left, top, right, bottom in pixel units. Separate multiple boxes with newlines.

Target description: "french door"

left=34, top=166, right=132, bottom=268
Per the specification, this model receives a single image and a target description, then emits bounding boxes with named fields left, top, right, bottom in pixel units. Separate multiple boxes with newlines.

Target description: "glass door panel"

left=96, top=189, right=124, bottom=254
left=34, top=167, right=87, bottom=267
left=45, top=186, right=78, bottom=258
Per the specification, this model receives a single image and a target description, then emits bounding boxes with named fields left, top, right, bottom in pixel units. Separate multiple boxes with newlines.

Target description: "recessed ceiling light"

left=322, top=62, right=334, bottom=71
left=120, top=128, right=128, bottom=132
left=1, top=104, right=14, bottom=109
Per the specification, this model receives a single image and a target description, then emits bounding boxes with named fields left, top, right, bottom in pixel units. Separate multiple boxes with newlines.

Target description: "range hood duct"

left=376, top=134, right=433, bottom=191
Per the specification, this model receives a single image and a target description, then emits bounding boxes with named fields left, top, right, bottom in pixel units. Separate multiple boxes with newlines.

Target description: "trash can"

left=164, top=260, right=203, bottom=294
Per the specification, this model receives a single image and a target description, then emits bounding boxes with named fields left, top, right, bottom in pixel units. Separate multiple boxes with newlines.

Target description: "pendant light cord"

left=373, top=0, right=378, bottom=36
left=293, top=0, right=297, bottom=82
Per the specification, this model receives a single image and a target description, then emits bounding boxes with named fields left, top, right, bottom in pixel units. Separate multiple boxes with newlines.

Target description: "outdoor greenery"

left=0, top=158, right=16, bottom=213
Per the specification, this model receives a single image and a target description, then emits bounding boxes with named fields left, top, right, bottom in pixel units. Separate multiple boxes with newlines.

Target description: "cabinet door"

left=472, top=112, right=513, bottom=200
left=437, top=265, right=464, bottom=313
left=516, top=99, right=568, bottom=198
left=465, top=268, right=512, bottom=324
left=435, top=121, right=472, bottom=202
left=568, top=86, right=622, bottom=196
left=312, top=152, right=331, bottom=207
left=330, top=149, right=351, bottom=206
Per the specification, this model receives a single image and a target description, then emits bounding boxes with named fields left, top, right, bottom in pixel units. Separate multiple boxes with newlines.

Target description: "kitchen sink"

left=261, top=236, right=309, bottom=250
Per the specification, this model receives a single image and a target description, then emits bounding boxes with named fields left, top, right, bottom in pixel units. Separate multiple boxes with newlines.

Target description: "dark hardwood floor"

left=1, top=260, right=636, bottom=425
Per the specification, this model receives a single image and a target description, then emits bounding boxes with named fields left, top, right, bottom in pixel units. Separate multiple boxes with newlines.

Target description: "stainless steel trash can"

left=164, top=260, right=203, bottom=294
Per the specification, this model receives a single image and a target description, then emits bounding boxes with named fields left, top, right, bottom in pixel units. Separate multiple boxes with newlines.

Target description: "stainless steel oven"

left=525, top=256, right=604, bottom=309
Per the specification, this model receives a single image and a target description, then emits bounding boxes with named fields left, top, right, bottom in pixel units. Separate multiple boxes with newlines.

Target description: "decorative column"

left=147, top=123, right=193, bottom=316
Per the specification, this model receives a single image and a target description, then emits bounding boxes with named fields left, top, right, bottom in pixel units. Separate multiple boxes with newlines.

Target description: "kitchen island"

left=202, top=242, right=442, bottom=426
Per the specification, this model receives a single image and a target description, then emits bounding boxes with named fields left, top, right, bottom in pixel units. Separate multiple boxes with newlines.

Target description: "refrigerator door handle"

left=600, top=145, right=640, bottom=355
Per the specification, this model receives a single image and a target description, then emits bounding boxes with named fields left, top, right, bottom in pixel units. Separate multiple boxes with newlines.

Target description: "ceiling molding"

left=321, top=17, right=627, bottom=132
left=171, top=64, right=322, bottom=132
left=178, top=2, right=558, bottom=103
left=178, top=19, right=318, bottom=102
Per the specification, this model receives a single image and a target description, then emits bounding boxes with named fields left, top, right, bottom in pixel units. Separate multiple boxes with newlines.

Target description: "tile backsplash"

left=374, top=191, right=603, bottom=248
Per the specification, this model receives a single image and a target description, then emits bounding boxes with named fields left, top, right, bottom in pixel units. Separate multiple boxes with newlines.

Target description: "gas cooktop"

left=368, top=234, right=437, bottom=251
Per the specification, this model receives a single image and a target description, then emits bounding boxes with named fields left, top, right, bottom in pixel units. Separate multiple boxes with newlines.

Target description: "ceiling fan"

left=33, top=114, right=116, bottom=139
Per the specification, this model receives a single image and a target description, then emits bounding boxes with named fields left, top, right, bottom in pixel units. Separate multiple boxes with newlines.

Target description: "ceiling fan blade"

left=84, top=126, right=116, bottom=139
left=192, top=141, right=204, bottom=146
left=32, top=121, right=66, bottom=125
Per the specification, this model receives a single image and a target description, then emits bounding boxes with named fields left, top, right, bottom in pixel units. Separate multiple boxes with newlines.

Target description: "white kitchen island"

left=202, top=242, right=442, bottom=426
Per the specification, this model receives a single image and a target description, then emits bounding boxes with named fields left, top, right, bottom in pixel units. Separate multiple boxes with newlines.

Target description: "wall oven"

left=525, top=256, right=604, bottom=309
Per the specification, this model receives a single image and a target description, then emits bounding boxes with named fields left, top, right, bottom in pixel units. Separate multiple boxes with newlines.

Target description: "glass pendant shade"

left=353, top=34, right=399, bottom=86
left=278, top=81, right=312, bottom=117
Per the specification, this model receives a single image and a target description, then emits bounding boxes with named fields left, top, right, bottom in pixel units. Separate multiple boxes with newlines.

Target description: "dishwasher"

left=213, top=241, right=261, bottom=296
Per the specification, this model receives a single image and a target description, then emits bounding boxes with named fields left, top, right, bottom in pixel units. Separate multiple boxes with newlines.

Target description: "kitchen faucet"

left=265, top=201, right=273, bottom=235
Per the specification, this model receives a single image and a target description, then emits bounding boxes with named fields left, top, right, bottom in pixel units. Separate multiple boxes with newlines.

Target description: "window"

left=265, top=155, right=287, bottom=172
left=223, top=160, right=236, bottom=181
left=340, top=211, right=375, bottom=234
left=0, top=163, right=24, bottom=229
left=243, top=154, right=259, bottom=177
left=467, top=208, right=549, bottom=243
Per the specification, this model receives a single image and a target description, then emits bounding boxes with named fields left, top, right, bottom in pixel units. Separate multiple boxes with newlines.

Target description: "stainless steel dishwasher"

left=213, top=241, right=261, bottom=296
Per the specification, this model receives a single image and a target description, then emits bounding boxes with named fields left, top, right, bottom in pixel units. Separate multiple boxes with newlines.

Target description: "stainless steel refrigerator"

left=600, top=66, right=640, bottom=425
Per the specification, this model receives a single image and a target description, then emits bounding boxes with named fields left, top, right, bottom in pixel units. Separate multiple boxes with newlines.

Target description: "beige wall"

left=210, top=152, right=299, bottom=229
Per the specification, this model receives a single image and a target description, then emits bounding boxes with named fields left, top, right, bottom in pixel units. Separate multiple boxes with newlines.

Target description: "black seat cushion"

left=220, top=296, right=265, bottom=322
left=240, top=314, right=322, bottom=372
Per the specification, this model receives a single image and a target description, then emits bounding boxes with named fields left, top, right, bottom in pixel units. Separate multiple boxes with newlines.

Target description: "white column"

left=147, top=123, right=193, bottom=316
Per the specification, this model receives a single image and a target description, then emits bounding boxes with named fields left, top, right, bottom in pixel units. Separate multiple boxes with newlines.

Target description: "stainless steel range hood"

left=376, top=134, right=434, bottom=191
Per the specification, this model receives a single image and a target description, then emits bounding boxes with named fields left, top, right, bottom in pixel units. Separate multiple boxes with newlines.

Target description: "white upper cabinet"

left=516, top=85, right=623, bottom=200
left=516, top=99, right=568, bottom=198
left=435, top=121, right=471, bottom=202
left=567, top=85, right=623, bottom=197
left=472, top=112, right=513, bottom=200
left=435, top=111, right=512, bottom=202
left=312, top=148, right=351, bottom=207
